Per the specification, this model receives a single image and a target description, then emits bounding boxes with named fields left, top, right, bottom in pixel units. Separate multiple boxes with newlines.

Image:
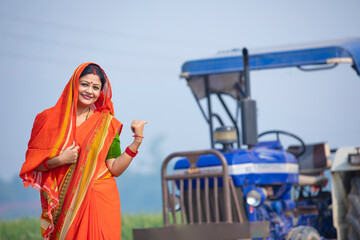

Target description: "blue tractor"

left=133, top=38, right=360, bottom=240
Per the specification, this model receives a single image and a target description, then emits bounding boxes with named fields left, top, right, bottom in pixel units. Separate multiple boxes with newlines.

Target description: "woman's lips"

left=81, top=94, right=92, bottom=100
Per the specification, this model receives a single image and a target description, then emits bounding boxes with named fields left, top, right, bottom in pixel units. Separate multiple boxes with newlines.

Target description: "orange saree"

left=20, top=63, right=123, bottom=240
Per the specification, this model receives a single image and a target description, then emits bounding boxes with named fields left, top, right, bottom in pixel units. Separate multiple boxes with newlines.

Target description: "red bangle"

left=133, top=135, right=144, bottom=138
left=43, top=160, right=51, bottom=170
left=125, top=147, right=138, bottom=158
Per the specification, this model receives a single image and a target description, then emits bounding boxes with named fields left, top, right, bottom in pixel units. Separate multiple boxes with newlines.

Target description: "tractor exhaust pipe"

left=241, top=48, right=258, bottom=147
left=243, top=48, right=251, bottom=98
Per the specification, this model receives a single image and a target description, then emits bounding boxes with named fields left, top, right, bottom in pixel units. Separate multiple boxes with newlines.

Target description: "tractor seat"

left=287, top=142, right=332, bottom=175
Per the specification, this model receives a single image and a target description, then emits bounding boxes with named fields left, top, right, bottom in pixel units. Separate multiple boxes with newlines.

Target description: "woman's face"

left=78, top=74, right=102, bottom=107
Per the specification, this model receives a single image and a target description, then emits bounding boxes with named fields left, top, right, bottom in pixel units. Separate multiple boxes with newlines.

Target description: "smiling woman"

left=19, top=63, right=147, bottom=240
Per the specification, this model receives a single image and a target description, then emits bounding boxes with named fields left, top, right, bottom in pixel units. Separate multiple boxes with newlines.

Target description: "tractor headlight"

left=246, top=190, right=262, bottom=206
left=246, top=188, right=267, bottom=207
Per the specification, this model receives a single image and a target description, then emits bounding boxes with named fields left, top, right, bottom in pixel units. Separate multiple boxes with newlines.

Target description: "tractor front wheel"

left=286, top=226, right=321, bottom=240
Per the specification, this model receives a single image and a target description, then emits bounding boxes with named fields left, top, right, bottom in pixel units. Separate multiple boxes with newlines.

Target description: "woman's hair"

left=80, top=64, right=107, bottom=90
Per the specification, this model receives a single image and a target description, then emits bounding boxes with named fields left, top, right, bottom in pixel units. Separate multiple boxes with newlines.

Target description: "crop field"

left=0, top=213, right=162, bottom=240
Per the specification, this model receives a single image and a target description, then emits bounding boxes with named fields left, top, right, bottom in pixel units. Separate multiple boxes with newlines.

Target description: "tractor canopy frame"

left=181, top=38, right=360, bottom=149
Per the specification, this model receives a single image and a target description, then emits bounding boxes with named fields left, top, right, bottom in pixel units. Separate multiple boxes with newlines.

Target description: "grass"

left=0, top=218, right=41, bottom=240
left=122, top=213, right=163, bottom=239
left=0, top=213, right=163, bottom=240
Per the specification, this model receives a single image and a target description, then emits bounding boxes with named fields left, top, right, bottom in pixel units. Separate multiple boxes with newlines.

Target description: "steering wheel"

left=258, top=130, right=306, bottom=158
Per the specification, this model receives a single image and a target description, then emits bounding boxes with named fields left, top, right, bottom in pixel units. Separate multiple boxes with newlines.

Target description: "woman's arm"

left=106, top=138, right=142, bottom=177
left=35, top=142, right=80, bottom=171
left=106, top=120, right=147, bottom=177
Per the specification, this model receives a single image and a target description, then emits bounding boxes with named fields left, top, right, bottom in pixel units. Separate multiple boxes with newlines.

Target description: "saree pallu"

left=54, top=111, right=122, bottom=240
left=53, top=111, right=122, bottom=240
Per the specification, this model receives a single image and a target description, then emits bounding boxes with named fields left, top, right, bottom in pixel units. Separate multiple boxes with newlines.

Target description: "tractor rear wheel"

left=286, top=226, right=321, bottom=240
left=346, top=177, right=360, bottom=240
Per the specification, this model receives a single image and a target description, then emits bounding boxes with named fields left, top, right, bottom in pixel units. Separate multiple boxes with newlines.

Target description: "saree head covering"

left=20, top=63, right=123, bottom=239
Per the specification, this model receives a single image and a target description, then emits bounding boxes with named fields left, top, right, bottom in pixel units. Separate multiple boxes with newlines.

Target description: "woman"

left=19, top=63, right=146, bottom=240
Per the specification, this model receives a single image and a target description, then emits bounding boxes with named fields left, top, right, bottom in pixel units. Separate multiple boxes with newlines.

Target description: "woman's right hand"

left=59, top=142, right=79, bottom=165
left=35, top=142, right=79, bottom=172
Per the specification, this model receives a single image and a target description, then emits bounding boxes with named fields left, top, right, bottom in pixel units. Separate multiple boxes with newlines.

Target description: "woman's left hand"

left=131, top=120, right=147, bottom=139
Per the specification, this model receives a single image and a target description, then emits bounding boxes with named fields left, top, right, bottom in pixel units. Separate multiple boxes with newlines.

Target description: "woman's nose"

left=84, top=86, right=92, bottom=94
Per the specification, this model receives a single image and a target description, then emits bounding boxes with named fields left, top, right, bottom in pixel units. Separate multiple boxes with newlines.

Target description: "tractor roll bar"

left=161, top=149, right=234, bottom=226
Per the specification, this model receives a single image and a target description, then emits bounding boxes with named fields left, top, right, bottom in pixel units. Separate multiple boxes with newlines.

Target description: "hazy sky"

left=1, top=0, right=360, bottom=181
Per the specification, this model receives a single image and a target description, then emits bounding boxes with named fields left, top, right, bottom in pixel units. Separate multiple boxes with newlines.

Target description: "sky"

left=1, top=0, right=360, bottom=185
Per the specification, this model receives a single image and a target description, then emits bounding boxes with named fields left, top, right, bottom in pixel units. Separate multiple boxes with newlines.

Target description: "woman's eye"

left=81, top=83, right=88, bottom=87
left=93, top=86, right=100, bottom=90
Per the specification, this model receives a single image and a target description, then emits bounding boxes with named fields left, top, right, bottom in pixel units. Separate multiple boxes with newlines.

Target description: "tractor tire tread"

left=347, top=193, right=360, bottom=216
left=346, top=213, right=360, bottom=238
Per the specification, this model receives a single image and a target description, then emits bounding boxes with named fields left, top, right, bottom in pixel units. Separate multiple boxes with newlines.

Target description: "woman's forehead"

left=79, top=74, right=102, bottom=85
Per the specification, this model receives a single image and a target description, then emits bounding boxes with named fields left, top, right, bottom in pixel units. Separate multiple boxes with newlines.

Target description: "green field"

left=0, top=214, right=163, bottom=240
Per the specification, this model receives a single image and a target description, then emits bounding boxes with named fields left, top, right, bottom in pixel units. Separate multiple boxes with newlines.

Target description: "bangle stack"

left=125, top=147, right=138, bottom=158
left=43, top=160, right=51, bottom=170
